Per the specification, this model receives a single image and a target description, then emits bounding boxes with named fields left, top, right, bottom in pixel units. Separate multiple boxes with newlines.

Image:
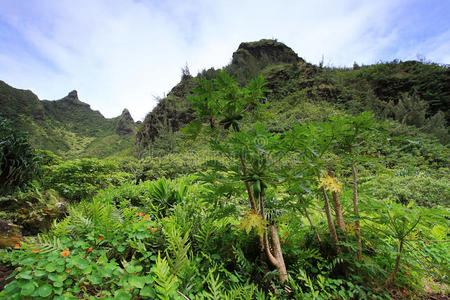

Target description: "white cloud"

left=0, top=0, right=448, bottom=120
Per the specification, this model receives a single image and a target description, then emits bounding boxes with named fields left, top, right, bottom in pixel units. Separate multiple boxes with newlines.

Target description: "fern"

left=153, top=254, right=178, bottom=300
left=21, top=233, right=64, bottom=254
left=194, top=218, right=215, bottom=250
left=203, top=266, right=224, bottom=300
left=163, top=219, right=191, bottom=278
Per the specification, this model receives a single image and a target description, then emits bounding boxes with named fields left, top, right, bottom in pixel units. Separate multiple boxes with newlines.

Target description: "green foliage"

left=0, top=81, right=136, bottom=159
left=41, top=158, right=133, bottom=202
left=1, top=44, right=449, bottom=298
left=0, top=117, right=41, bottom=194
left=363, top=171, right=450, bottom=207
left=0, top=187, right=67, bottom=235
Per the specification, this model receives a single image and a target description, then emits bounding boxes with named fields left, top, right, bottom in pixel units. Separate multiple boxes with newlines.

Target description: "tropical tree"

left=187, top=71, right=292, bottom=282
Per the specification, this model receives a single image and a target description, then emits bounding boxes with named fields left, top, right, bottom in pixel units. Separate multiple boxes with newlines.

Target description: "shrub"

left=0, top=118, right=40, bottom=194
left=41, top=158, right=133, bottom=202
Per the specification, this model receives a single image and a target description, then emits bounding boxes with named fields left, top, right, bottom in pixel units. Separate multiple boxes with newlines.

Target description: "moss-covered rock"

left=0, top=221, right=22, bottom=249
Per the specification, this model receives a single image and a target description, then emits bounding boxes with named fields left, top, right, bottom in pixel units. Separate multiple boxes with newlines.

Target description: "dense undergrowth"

left=0, top=70, right=449, bottom=299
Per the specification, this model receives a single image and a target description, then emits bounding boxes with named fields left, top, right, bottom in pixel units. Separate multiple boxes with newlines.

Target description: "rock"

left=0, top=263, right=15, bottom=291
left=116, top=109, right=136, bottom=135
left=67, top=90, right=78, bottom=100
left=0, top=221, right=22, bottom=249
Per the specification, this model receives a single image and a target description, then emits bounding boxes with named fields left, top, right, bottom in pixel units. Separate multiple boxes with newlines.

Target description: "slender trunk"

left=382, top=240, right=403, bottom=289
left=261, top=196, right=288, bottom=283
left=328, top=172, right=346, bottom=232
left=240, top=155, right=257, bottom=211
left=321, top=186, right=340, bottom=254
left=303, top=207, right=322, bottom=243
left=351, top=164, right=362, bottom=262
left=270, top=223, right=288, bottom=283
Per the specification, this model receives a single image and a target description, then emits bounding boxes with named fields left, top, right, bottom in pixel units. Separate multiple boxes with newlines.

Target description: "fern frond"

left=153, top=253, right=178, bottom=300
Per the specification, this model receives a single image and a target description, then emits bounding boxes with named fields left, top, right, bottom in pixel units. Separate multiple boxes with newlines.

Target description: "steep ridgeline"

left=137, top=39, right=449, bottom=148
left=0, top=81, right=137, bottom=158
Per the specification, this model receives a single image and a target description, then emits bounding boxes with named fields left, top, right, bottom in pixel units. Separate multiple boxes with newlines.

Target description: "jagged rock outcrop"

left=136, top=77, right=196, bottom=147
left=116, top=108, right=135, bottom=135
left=226, top=39, right=304, bottom=84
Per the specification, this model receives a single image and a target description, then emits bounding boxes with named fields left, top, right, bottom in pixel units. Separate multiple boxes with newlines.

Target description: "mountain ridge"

left=0, top=80, right=137, bottom=158
left=137, top=39, right=449, bottom=149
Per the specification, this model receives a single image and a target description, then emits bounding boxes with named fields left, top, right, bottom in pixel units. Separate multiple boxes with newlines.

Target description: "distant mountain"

left=137, top=39, right=449, bottom=148
left=0, top=81, right=137, bottom=158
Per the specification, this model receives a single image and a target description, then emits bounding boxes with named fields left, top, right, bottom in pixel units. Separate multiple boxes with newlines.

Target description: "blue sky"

left=0, top=0, right=449, bottom=120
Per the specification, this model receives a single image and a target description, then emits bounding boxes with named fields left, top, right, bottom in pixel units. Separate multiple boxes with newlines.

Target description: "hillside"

left=0, top=81, right=137, bottom=158
left=1, top=39, right=449, bottom=299
left=137, top=39, right=449, bottom=150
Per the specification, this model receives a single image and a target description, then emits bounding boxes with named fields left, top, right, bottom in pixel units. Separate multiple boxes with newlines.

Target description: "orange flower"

left=425, top=242, right=429, bottom=245
left=32, top=249, right=38, bottom=253
left=139, top=212, right=143, bottom=217
left=61, top=249, right=70, bottom=257
left=407, top=271, right=411, bottom=276
left=143, top=215, right=149, bottom=220
left=281, top=238, right=285, bottom=243
left=98, top=236, right=104, bottom=240
left=147, top=226, right=152, bottom=229
left=284, top=232, right=288, bottom=236
left=65, top=269, right=71, bottom=273
left=153, top=227, right=158, bottom=232
left=88, top=247, right=92, bottom=252
left=14, top=244, right=20, bottom=249
left=404, top=265, right=409, bottom=269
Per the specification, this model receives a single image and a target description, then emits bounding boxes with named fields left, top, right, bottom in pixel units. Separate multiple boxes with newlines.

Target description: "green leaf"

left=38, top=284, right=53, bottom=297
left=140, top=286, right=156, bottom=297
left=45, top=263, right=57, bottom=272
left=21, top=257, right=36, bottom=266
left=239, top=210, right=267, bottom=237
left=21, top=281, right=36, bottom=296
left=114, top=290, right=132, bottom=300
left=129, top=276, right=147, bottom=289
left=34, top=269, right=47, bottom=277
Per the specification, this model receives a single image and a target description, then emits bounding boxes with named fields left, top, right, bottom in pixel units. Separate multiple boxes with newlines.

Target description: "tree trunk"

left=351, top=164, right=362, bottom=262
left=328, top=172, right=346, bottom=232
left=260, top=196, right=288, bottom=283
left=270, top=223, right=288, bottom=283
left=382, top=240, right=403, bottom=289
left=303, top=206, right=322, bottom=243
left=240, top=155, right=257, bottom=212
left=331, top=190, right=346, bottom=232
left=321, top=187, right=340, bottom=254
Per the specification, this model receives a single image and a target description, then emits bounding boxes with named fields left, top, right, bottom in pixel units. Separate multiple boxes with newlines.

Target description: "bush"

left=0, top=118, right=40, bottom=194
left=41, top=158, right=133, bottom=202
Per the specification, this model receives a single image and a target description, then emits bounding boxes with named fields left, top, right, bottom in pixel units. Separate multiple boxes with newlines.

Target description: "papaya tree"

left=187, top=71, right=291, bottom=282
left=329, top=112, right=384, bottom=261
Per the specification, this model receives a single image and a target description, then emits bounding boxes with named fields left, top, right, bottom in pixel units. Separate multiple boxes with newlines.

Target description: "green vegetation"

left=0, top=117, right=41, bottom=194
left=0, top=83, right=137, bottom=159
left=0, top=40, right=449, bottom=298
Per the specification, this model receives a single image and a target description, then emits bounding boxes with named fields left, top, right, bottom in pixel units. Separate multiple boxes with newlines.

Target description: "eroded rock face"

left=116, top=109, right=136, bottom=135
left=0, top=221, right=22, bottom=249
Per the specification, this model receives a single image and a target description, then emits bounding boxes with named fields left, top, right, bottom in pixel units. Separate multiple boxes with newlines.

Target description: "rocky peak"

left=116, top=108, right=136, bottom=135
left=67, top=90, right=78, bottom=101
left=120, top=108, right=134, bottom=123
left=232, top=39, right=302, bottom=66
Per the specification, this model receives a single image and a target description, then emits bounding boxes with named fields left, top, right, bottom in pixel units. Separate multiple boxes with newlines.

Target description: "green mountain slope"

left=0, top=81, right=136, bottom=158
left=137, top=39, right=449, bottom=149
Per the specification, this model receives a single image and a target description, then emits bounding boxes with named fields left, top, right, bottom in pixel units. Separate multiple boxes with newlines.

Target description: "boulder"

left=0, top=221, right=22, bottom=249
